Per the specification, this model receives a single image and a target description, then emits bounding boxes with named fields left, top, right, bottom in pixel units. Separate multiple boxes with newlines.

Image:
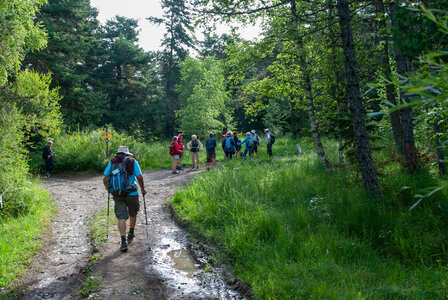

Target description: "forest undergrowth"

left=170, top=151, right=448, bottom=298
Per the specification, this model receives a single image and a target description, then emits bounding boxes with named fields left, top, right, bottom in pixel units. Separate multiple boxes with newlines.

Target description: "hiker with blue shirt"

left=103, top=146, right=147, bottom=252
left=222, top=131, right=236, bottom=159
left=205, top=132, right=217, bottom=170
left=239, top=132, right=255, bottom=159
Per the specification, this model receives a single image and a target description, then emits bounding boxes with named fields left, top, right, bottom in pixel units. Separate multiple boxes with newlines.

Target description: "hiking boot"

left=172, top=170, right=179, bottom=174
left=46, top=172, right=51, bottom=179
left=127, top=232, right=135, bottom=244
left=120, top=241, right=128, bottom=252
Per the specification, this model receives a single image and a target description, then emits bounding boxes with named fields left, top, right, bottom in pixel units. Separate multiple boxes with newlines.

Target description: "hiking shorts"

left=172, top=155, right=180, bottom=160
left=206, top=151, right=215, bottom=162
left=113, top=194, right=139, bottom=220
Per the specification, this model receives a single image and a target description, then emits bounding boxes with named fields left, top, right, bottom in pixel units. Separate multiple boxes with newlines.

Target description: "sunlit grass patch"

left=170, top=156, right=448, bottom=298
left=0, top=182, right=54, bottom=288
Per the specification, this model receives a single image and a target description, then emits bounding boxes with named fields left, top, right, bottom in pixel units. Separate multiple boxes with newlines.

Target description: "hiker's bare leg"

left=129, top=216, right=136, bottom=229
left=118, top=219, right=126, bottom=236
left=172, top=159, right=177, bottom=170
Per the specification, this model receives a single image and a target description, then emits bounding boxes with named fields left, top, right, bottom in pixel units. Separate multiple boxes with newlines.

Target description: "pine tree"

left=148, top=0, right=195, bottom=137
left=24, top=0, right=107, bottom=128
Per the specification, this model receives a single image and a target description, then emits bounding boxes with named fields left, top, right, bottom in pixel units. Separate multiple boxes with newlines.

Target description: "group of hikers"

left=169, top=129, right=275, bottom=174
left=43, top=128, right=275, bottom=252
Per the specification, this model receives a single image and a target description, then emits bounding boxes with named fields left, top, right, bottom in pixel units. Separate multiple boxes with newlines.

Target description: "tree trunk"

left=337, top=0, right=381, bottom=195
left=290, top=0, right=330, bottom=170
left=304, top=70, right=331, bottom=170
left=375, top=0, right=405, bottom=156
left=434, top=117, right=446, bottom=176
left=390, top=2, right=417, bottom=169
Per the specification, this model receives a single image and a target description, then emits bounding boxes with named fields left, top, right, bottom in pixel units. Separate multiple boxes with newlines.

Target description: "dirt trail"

left=16, top=168, right=244, bottom=299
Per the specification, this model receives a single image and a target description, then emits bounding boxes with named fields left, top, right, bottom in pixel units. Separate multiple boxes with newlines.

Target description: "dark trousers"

left=45, top=158, right=54, bottom=174
left=267, top=144, right=273, bottom=157
left=243, top=148, right=253, bottom=159
left=225, top=152, right=234, bottom=159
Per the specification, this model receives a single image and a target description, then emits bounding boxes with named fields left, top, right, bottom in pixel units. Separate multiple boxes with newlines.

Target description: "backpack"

left=253, top=134, right=259, bottom=145
left=108, top=157, right=137, bottom=196
left=191, top=140, right=199, bottom=152
left=247, top=136, right=254, bottom=148
left=169, top=143, right=177, bottom=156
left=270, top=134, right=276, bottom=145
left=224, top=137, right=232, bottom=151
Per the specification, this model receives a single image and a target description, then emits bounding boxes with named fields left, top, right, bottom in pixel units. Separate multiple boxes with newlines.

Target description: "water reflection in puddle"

left=167, top=249, right=197, bottom=278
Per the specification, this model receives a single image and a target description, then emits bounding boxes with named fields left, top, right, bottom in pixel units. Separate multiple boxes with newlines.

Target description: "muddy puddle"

left=143, top=170, right=245, bottom=299
left=13, top=169, right=246, bottom=299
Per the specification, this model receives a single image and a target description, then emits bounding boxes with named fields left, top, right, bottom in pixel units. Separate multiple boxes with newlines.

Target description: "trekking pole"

left=142, top=190, right=151, bottom=250
left=106, top=190, right=110, bottom=239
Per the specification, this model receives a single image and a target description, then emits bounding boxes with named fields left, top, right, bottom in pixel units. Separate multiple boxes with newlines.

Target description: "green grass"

left=0, top=181, right=54, bottom=289
left=170, top=156, right=448, bottom=298
left=28, top=129, right=306, bottom=173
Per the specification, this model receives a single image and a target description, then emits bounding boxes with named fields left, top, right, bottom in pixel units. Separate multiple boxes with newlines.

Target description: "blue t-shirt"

left=104, top=159, right=142, bottom=196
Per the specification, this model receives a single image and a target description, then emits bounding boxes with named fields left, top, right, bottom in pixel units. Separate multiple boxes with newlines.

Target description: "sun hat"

left=209, top=132, right=214, bottom=137
left=116, top=146, right=132, bottom=155
left=173, top=136, right=178, bottom=141
left=192, top=135, right=197, bottom=139
left=251, top=130, right=256, bottom=134
left=47, top=140, right=53, bottom=144
left=246, top=132, right=251, bottom=136
left=264, top=128, right=270, bottom=132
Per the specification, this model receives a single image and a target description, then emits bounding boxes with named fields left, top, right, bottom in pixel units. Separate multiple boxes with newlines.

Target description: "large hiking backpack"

left=108, top=157, right=137, bottom=196
left=224, top=137, right=232, bottom=152
left=247, top=136, right=254, bottom=149
left=270, top=134, right=276, bottom=145
left=206, top=138, right=215, bottom=151
left=169, top=143, right=177, bottom=156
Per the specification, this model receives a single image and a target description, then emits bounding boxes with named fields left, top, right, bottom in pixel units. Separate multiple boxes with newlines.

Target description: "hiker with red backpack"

left=103, top=146, right=147, bottom=252
left=186, top=135, right=203, bottom=170
left=169, top=136, right=183, bottom=174
left=239, top=132, right=255, bottom=159
left=176, top=133, right=184, bottom=170
left=222, top=131, right=236, bottom=159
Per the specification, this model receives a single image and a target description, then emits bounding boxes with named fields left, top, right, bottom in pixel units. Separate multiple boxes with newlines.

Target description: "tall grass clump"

left=0, top=182, right=53, bottom=288
left=170, top=157, right=448, bottom=298
left=29, top=129, right=175, bottom=173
